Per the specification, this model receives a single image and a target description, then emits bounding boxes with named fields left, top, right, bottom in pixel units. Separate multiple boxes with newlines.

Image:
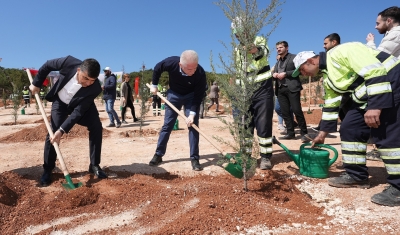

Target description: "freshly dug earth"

left=0, top=101, right=399, bottom=234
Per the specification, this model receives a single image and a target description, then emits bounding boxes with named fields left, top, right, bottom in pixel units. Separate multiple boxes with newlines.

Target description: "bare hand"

left=311, top=131, right=328, bottom=148
left=366, top=33, right=374, bottom=42
left=186, top=114, right=195, bottom=127
left=50, top=130, right=63, bottom=145
left=277, top=72, right=286, bottom=80
left=364, top=109, right=381, bottom=128
left=101, top=85, right=104, bottom=90
left=29, top=84, right=40, bottom=95
left=249, top=46, right=258, bottom=54
left=272, top=72, right=279, bottom=78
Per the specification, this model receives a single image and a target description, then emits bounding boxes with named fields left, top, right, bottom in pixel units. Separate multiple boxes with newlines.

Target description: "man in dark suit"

left=273, top=41, right=312, bottom=143
left=30, top=56, right=108, bottom=186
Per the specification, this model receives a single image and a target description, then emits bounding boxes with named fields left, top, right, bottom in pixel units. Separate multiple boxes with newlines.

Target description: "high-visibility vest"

left=22, top=90, right=29, bottom=100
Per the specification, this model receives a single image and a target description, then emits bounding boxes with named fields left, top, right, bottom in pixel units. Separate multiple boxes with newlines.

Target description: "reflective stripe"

left=258, top=137, right=272, bottom=145
left=245, top=148, right=252, bottom=153
left=341, top=142, right=367, bottom=152
left=324, top=96, right=342, bottom=105
left=385, top=164, right=400, bottom=175
left=342, top=155, right=366, bottom=164
left=358, top=62, right=383, bottom=78
left=254, top=71, right=272, bottom=82
left=245, top=138, right=253, bottom=143
left=383, top=57, right=398, bottom=71
left=322, top=112, right=338, bottom=120
left=379, top=149, right=400, bottom=160
left=260, top=146, right=273, bottom=154
left=353, top=84, right=367, bottom=100
left=367, top=82, right=392, bottom=95
left=325, top=79, right=348, bottom=93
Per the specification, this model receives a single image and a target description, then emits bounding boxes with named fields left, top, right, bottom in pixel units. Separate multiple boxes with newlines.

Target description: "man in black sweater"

left=149, top=50, right=207, bottom=171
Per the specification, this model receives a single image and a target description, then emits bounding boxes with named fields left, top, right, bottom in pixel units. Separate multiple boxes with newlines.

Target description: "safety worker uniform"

left=153, top=84, right=162, bottom=116
left=39, top=90, right=46, bottom=101
left=22, top=89, right=30, bottom=107
left=318, top=42, right=400, bottom=190
left=235, top=35, right=274, bottom=160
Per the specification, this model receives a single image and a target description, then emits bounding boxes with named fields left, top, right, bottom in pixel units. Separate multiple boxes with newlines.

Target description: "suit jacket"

left=32, top=55, right=102, bottom=133
left=273, top=53, right=303, bottom=94
left=208, top=84, right=219, bottom=99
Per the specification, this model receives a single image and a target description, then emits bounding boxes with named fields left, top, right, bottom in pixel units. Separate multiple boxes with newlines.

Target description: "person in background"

left=120, top=73, right=139, bottom=124
left=148, top=50, right=207, bottom=171
left=30, top=56, right=107, bottom=186
left=102, top=67, right=121, bottom=128
left=207, top=81, right=220, bottom=112
left=22, top=86, right=30, bottom=108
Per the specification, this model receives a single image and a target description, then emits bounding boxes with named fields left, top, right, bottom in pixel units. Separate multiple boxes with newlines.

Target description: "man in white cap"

left=102, top=67, right=121, bottom=128
left=292, top=42, right=400, bottom=207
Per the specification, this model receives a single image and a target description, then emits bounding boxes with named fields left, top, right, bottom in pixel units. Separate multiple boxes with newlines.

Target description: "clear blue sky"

left=1, top=0, right=398, bottom=73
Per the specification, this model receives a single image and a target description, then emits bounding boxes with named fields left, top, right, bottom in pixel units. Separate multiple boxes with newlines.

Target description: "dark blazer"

left=273, top=53, right=303, bottom=94
left=32, top=55, right=102, bottom=133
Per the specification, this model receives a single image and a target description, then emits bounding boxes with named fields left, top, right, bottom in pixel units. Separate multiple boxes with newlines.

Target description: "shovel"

left=26, top=69, right=82, bottom=190
left=146, top=84, right=255, bottom=179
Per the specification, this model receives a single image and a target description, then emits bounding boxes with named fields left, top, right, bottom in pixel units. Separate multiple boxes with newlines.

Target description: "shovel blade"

left=61, top=174, right=83, bottom=190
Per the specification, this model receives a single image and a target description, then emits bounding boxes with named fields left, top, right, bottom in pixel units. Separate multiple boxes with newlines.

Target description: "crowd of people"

left=27, top=6, right=400, bottom=207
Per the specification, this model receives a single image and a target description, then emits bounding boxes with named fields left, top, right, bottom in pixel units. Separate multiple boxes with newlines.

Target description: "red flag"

left=135, top=77, right=140, bottom=96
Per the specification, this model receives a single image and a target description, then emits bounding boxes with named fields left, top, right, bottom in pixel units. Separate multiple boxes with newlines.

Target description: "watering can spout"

left=272, top=136, right=300, bottom=166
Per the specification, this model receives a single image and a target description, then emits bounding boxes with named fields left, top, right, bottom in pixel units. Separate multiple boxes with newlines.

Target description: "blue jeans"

left=274, top=96, right=293, bottom=125
left=156, top=90, right=200, bottom=160
left=105, top=99, right=120, bottom=124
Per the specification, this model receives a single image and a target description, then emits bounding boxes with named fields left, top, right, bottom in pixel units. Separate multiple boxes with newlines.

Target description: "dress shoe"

left=191, top=159, right=203, bottom=171
left=40, top=170, right=52, bottom=186
left=279, top=134, right=296, bottom=140
left=134, top=118, right=140, bottom=122
left=106, top=123, right=115, bottom=127
left=122, top=120, right=128, bottom=124
left=116, top=122, right=121, bottom=128
left=149, top=154, right=163, bottom=166
left=88, top=164, right=108, bottom=179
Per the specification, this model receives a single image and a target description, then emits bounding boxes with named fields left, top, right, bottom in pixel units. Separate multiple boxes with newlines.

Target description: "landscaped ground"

left=0, top=99, right=398, bottom=234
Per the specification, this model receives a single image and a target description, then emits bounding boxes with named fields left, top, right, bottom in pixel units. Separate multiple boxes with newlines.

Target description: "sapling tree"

left=212, top=0, right=283, bottom=190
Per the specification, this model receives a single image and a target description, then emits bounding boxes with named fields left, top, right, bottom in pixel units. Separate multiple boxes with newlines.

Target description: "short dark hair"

left=276, top=41, right=288, bottom=47
left=324, top=33, right=341, bottom=44
left=379, top=6, right=400, bottom=24
left=80, top=58, right=100, bottom=79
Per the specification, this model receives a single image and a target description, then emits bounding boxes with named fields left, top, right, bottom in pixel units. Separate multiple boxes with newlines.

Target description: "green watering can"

left=272, top=136, right=338, bottom=178
left=222, top=153, right=257, bottom=179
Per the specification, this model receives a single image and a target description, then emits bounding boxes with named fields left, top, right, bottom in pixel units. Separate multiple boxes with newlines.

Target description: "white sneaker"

left=277, top=124, right=286, bottom=131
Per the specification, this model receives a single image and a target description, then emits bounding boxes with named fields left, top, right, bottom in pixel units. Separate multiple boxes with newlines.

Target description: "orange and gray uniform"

left=235, top=36, right=274, bottom=159
left=320, top=42, right=400, bottom=188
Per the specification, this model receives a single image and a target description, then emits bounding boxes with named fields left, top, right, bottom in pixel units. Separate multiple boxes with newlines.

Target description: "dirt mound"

left=0, top=170, right=327, bottom=234
left=303, top=109, right=321, bottom=125
left=119, top=129, right=159, bottom=137
left=0, top=123, right=111, bottom=143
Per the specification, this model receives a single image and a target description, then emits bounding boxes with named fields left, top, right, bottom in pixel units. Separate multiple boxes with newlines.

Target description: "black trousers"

left=43, top=96, right=102, bottom=171
left=152, top=95, right=161, bottom=114
left=121, top=99, right=136, bottom=120
left=277, top=86, right=308, bottom=136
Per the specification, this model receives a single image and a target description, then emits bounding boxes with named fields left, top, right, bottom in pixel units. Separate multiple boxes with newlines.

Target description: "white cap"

left=292, top=51, right=315, bottom=77
left=103, top=66, right=111, bottom=71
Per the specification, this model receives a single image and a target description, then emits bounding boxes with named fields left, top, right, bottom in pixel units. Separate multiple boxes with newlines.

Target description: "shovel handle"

left=146, top=83, right=226, bottom=155
left=26, top=69, right=70, bottom=177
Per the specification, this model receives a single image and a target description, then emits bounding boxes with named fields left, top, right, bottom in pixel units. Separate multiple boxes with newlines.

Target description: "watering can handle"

left=301, top=143, right=339, bottom=167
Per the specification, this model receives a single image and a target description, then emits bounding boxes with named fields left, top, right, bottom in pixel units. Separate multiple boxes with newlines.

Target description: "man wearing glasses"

left=30, top=56, right=108, bottom=186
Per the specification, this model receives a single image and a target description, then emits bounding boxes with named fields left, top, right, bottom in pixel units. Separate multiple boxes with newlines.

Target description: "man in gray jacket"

left=207, top=81, right=220, bottom=112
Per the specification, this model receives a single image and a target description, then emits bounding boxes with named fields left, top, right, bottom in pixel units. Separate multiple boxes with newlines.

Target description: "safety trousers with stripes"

left=243, top=78, right=274, bottom=159
left=340, top=103, right=400, bottom=189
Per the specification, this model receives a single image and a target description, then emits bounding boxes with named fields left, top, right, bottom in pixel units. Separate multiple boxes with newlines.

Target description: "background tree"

left=138, top=64, right=152, bottom=136
left=211, top=0, right=283, bottom=190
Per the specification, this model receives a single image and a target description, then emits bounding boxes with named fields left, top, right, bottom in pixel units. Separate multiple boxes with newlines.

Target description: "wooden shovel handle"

left=26, top=69, right=70, bottom=176
left=146, top=83, right=226, bottom=155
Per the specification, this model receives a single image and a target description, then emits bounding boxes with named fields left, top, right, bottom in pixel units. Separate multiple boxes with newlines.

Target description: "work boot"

left=149, top=154, right=163, bottom=166
left=158, top=113, right=161, bottom=116
left=371, top=185, right=400, bottom=207
left=191, top=159, right=203, bottom=171
left=153, top=113, right=156, bottom=117
left=40, top=170, right=53, bottom=187
left=260, top=157, right=272, bottom=170
left=366, top=149, right=382, bottom=161
left=328, top=172, right=370, bottom=189
left=301, top=134, right=313, bottom=143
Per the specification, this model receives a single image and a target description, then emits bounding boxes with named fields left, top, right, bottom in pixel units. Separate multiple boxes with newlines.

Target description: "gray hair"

left=180, top=50, right=198, bottom=66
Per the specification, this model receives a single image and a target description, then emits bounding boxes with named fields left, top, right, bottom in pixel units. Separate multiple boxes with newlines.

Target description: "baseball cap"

left=292, top=51, right=315, bottom=77
left=103, top=66, right=111, bottom=71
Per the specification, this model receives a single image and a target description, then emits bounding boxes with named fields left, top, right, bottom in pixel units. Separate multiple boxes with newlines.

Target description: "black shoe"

left=106, top=123, right=115, bottom=127
left=191, top=159, right=203, bottom=171
left=301, top=134, right=313, bottom=143
left=116, top=122, right=121, bottom=128
left=149, top=154, right=163, bottom=166
left=371, top=185, right=400, bottom=207
left=260, top=157, right=272, bottom=170
left=328, top=172, right=370, bottom=189
left=311, top=126, right=320, bottom=132
left=122, top=120, right=128, bottom=124
left=279, top=134, right=296, bottom=140
left=200, top=116, right=204, bottom=119
left=158, top=113, right=161, bottom=116
left=88, top=164, right=108, bottom=179
left=40, top=170, right=52, bottom=186
left=133, top=118, right=140, bottom=122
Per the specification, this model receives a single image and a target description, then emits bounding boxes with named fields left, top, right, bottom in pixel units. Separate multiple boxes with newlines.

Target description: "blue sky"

left=1, top=0, right=398, bottom=73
